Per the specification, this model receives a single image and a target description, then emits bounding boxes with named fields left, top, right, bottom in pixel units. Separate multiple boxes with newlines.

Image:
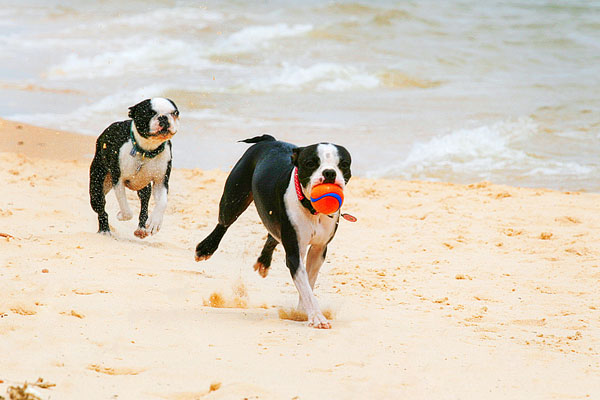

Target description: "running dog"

left=89, top=98, right=179, bottom=238
left=195, top=135, right=352, bottom=328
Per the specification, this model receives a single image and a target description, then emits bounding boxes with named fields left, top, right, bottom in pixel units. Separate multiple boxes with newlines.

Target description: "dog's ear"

left=128, top=103, right=140, bottom=119
left=291, top=147, right=303, bottom=166
left=166, top=98, right=179, bottom=115
left=128, top=99, right=152, bottom=119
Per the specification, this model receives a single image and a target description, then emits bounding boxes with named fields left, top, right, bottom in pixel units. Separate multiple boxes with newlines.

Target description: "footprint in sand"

left=511, top=318, right=547, bottom=327
left=10, top=306, right=36, bottom=316
left=555, top=216, right=582, bottom=225
left=87, top=364, right=144, bottom=375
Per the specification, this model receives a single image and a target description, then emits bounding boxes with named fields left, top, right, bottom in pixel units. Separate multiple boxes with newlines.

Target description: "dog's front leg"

left=146, top=180, right=168, bottom=235
left=306, top=244, right=327, bottom=289
left=282, top=224, right=331, bottom=329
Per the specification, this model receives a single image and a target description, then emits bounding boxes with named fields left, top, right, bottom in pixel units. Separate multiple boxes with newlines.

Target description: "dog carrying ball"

left=310, top=184, right=344, bottom=214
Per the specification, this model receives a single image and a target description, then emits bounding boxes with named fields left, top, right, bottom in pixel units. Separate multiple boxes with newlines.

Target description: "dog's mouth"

left=311, top=179, right=344, bottom=191
left=148, top=129, right=175, bottom=140
left=314, top=182, right=343, bottom=189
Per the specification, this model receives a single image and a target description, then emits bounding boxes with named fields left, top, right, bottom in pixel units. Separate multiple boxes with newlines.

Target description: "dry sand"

left=1, top=118, right=599, bottom=399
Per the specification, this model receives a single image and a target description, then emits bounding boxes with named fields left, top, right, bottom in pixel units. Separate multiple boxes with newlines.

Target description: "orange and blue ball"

left=310, top=184, right=344, bottom=215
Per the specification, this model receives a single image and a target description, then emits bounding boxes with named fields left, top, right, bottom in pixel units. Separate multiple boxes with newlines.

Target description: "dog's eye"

left=340, top=160, right=350, bottom=169
left=304, top=159, right=317, bottom=169
left=172, top=110, right=179, bottom=117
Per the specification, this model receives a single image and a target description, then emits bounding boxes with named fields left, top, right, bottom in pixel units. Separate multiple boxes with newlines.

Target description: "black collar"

left=129, top=123, right=166, bottom=159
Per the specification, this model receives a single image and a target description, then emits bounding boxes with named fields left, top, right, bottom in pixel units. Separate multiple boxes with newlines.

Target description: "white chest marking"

left=118, top=141, right=170, bottom=191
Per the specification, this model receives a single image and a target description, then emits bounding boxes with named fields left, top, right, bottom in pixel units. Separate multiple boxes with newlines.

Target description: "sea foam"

left=217, top=23, right=313, bottom=54
left=236, top=62, right=379, bottom=93
left=369, top=119, right=596, bottom=185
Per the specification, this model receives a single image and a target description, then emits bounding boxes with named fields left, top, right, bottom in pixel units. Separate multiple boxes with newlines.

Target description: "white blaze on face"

left=310, top=143, right=345, bottom=190
left=149, top=97, right=179, bottom=135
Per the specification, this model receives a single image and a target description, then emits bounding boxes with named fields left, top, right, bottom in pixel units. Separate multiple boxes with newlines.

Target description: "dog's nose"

left=322, top=169, right=337, bottom=183
left=158, top=115, right=169, bottom=129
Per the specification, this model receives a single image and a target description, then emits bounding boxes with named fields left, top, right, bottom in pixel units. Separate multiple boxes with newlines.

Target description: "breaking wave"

left=369, top=119, right=596, bottom=185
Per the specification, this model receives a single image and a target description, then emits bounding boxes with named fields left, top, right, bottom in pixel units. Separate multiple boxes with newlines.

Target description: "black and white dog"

left=195, top=135, right=351, bottom=329
left=89, top=98, right=179, bottom=238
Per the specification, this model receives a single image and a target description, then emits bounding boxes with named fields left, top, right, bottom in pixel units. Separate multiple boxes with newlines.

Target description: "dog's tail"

left=238, top=134, right=276, bottom=144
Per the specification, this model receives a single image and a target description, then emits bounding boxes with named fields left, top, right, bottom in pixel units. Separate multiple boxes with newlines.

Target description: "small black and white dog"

left=89, top=98, right=179, bottom=238
left=195, top=135, right=351, bottom=329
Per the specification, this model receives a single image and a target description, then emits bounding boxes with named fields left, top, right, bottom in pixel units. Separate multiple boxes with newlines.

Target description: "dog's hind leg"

left=253, top=234, right=279, bottom=277
left=195, top=224, right=229, bottom=261
left=195, top=157, right=255, bottom=261
left=89, top=154, right=110, bottom=234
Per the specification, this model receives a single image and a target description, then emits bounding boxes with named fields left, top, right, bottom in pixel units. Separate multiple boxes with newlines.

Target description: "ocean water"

left=1, top=0, right=599, bottom=190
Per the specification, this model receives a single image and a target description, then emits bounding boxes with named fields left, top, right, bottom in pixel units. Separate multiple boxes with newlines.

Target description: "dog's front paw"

left=117, top=210, right=133, bottom=221
left=145, top=215, right=163, bottom=236
left=308, top=312, right=331, bottom=329
left=134, top=228, right=149, bottom=239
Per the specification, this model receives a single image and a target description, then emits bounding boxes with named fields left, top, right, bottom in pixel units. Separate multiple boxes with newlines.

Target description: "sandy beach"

left=1, top=118, right=599, bottom=399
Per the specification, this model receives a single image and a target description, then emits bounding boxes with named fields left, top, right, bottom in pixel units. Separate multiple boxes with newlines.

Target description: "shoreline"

left=1, top=119, right=599, bottom=399
left=0, top=117, right=591, bottom=195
